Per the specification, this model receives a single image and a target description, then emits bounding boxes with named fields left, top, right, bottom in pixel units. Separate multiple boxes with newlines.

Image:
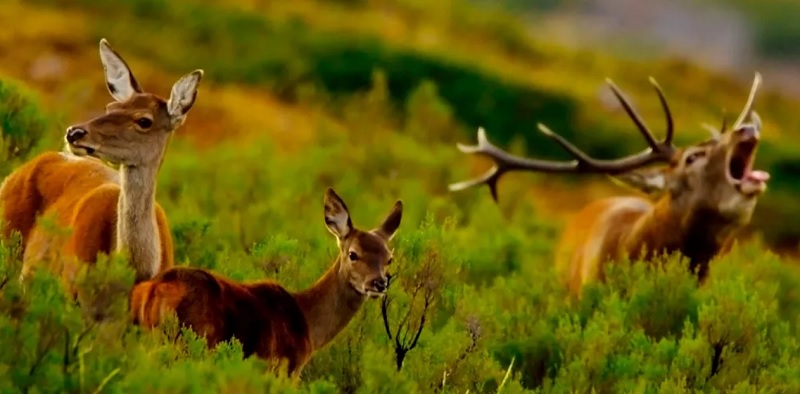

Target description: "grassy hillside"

left=2, top=0, right=800, bottom=392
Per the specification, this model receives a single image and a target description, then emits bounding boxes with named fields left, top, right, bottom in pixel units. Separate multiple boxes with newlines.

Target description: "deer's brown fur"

left=130, top=188, right=403, bottom=376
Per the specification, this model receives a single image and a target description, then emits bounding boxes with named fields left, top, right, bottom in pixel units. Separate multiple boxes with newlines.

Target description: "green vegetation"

left=3, top=0, right=800, bottom=392
left=0, top=78, right=50, bottom=172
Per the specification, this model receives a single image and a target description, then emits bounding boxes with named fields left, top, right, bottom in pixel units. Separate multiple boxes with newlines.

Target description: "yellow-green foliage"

left=3, top=0, right=800, bottom=392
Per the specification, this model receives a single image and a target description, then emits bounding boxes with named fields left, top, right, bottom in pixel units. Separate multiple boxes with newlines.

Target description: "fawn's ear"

left=167, top=69, right=204, bottom=128
left=374, top=200, right=402, bottom=241
left=324, top=188, right=352, bottom=240
left=99, top=38, right=142, bottom=102
left=610, top=168, right=668, bottom=197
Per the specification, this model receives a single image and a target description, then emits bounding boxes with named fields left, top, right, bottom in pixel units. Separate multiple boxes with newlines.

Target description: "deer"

left=129, top=187, right=403, bottom=377
left=449, top=73, right=767, bottom=297
left=0, top=38, right=203, bottom=288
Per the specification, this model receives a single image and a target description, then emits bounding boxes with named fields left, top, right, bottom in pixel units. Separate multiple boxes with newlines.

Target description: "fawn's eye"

left=685, top=152, right=704, bottom=165
left=348, top=251, right=358, bottom=261
left=136, top=117, right=153, bottom=129
left=387, top=258, right=393, bottom=265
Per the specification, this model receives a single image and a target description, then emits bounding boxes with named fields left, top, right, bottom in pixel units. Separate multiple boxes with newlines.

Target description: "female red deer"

left=0, top=39, right=203, bottom=285
left=130, top=188, right=403, bottom=376
left=449, top=73, right=767, bottom=296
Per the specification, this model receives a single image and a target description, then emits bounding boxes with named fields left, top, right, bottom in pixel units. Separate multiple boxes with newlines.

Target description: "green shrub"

left=0, top=78, right=49, bottom=172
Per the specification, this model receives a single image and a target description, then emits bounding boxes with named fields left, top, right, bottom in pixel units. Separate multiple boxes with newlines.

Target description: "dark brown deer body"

left=450, top=74, right=768, bottom=297
left=130, top=188, right=403, bottom=376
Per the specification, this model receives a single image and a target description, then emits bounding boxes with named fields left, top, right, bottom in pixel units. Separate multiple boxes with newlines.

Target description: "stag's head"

left=65, top=38, right=203, bottom=167
left=614, top=73, right=767, bottom=222
left=323, top=188, right=403, bottom=299
left=449, top=73, right=768, bottom=223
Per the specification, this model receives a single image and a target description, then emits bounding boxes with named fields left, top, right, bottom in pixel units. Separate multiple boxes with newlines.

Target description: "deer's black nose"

left=66, top=127, right=87, bottom=144
left=372, top=278, right=387, bottom=293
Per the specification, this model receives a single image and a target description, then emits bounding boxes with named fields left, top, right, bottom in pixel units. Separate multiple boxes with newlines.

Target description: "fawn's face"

left=617, top=117, right=769, bottom=223
left=323, top=188, right=403, bottom=299
left=65, top=39, right=202, bottom=167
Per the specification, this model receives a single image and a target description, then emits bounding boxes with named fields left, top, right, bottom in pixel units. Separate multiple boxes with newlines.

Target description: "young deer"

left=450, top=73, right=767, bottom=297
left=0, top=39, right=203, bottom=285
left=130, top=188, right=403, bottom=376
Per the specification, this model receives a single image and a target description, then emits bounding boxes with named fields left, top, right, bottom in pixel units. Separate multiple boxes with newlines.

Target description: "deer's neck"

left=117, top=164, right=161, bottom=282
left=629, top=197, right=735, bottom=280
left=294, top=258, right=366, bottom=351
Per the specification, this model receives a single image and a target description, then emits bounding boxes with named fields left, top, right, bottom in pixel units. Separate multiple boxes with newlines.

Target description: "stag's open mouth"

left=726, top=136, right=769, bottom=196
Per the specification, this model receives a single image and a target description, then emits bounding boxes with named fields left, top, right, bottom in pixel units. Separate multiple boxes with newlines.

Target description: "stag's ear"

left=324, top=188, right=352, bottom=240
left=610, top=168, right=668, bottom=197
left=99, top=38, right=142, bottom=102
left=373, top=200, right=402, bottom=241
left=167, top=70, right=204, bottom=128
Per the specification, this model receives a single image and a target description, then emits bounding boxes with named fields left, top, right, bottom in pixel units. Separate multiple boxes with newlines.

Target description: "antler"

left=448, top=77, right=677, bottom=202
left=732, top=72, right=762, bottom=131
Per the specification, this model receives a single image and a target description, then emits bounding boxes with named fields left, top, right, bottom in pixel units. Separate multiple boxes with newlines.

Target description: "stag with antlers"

left=450, top=73, right=768, bottom=297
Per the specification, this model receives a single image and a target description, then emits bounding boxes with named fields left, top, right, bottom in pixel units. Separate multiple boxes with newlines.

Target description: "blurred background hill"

left=2, top=0, right=800, bottom=252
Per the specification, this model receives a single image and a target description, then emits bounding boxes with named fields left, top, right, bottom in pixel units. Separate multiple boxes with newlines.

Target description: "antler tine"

left=719, top=109, right=728, bottom=134
left=605, top=78, right=661, bottom=151
left=537, top=123, right=598, bottom=165
left=701, top=122, right=720, bottom=138
left=450, top=128, right=504, bottom=201
left=732, top=72, right=762, bottom=129
left=648, top=77, right=674, bottom=147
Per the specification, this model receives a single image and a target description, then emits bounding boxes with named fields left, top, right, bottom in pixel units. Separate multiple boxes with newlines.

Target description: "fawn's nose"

left=372, top=278, right=387, bottom=293
left=66, top=127, right=87, bottom=144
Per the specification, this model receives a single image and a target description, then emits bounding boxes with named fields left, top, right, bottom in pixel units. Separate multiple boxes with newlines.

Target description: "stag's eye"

left=136, top=118, right=153, bottom=129
left=348, top=251, right=358, bottom=261
left=685, top=152, right=705, bottom=165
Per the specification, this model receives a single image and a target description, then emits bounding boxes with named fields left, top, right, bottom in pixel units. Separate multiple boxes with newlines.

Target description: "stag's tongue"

left=745, top=170, right=770, bottom=182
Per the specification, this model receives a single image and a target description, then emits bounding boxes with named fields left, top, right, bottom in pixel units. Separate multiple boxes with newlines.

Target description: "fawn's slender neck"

left=628, top=197, right=734, bottom=280
left=294, top=257, right=366, bottom=351
left=117, top=163, right=161, bottom=282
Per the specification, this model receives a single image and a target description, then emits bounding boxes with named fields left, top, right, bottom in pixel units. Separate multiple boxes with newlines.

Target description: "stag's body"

left=555, top=192, right=743, bottom=295
left=0, top=39, right=203, bottom=286
left=131, top=188, right=403, bottom=376
left=450, top=74, right=768, bottom=297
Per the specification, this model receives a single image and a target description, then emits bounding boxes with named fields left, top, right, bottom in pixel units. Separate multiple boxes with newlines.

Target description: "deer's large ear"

left=324, top=188, right=352, bottom=240
left=167, top=69, right=204, bottom=128
left=374, top=201, right=402, bottom=241
left=610, top=168, right=668, bottom=197
left=99, top=38, right=142, bottom=102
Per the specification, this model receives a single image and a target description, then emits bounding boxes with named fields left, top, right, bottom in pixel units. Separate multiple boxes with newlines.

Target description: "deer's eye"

left=348, top=251, right=358, bottom=261
left=136, top=118, right=153, bottom=129
left=387, top=258, right=393, bottom=265
left=685, top=152, right=704, bottom=165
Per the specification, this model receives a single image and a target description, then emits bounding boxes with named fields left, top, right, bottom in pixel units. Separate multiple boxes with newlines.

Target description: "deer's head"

left=65, top=39, right=203, bottom=167
left=617, top=113, right=767, bottom=223
left=323, top=188, right=402, bottom=299
left=449, top=73, right=768, bottom=224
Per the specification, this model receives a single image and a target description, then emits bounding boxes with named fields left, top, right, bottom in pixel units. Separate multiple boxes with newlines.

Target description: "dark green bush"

left=0, top=79, right=49, bottom=168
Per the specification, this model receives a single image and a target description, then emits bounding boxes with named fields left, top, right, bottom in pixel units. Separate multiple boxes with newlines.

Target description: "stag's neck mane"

left=293, top=257, right=366, bottom=350
left=627, top=196, right=737, bottom=280
left=117, top=163, right=161, bottom=281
